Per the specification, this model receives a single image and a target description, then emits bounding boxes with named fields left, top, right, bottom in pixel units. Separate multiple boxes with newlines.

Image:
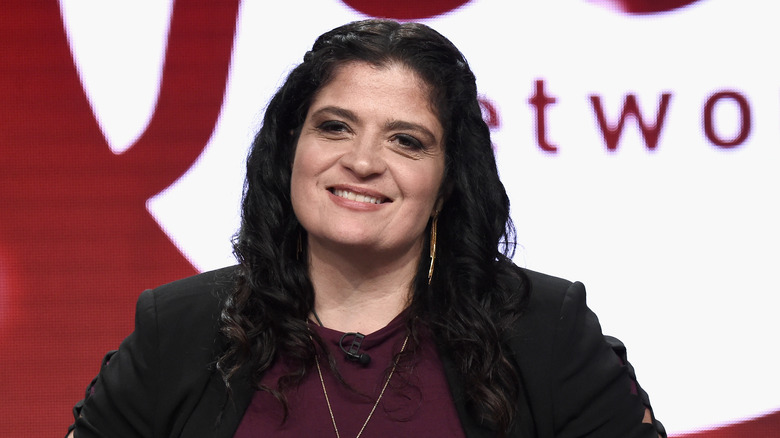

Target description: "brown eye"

left=318, top=120, right=349, bottom=133
left=393, top=134, right=423, bottom=150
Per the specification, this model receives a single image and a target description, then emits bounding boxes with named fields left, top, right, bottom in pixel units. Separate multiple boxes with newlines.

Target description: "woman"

left=68, top=19, right=663, bottom=437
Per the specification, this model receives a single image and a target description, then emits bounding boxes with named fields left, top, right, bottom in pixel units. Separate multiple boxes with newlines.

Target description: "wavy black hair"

left=218, top=19, right=529, bottom=434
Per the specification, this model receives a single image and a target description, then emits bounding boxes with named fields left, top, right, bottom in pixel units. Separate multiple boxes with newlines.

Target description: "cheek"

left=290, top=169, right=302, bottom=205
left=290, top=137, right=326, bottom=179
left=289, top=140, right=331, bottom=221
left=417, top=164, right=446, bottom=207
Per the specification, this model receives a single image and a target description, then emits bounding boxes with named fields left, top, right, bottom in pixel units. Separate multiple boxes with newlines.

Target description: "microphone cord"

left=311, top=308, right=324, bottom=327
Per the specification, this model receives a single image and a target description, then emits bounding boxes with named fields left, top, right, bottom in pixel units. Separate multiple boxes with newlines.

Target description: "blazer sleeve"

left=71, top=289, right=160, bottom=438
left=551, top=281, right=658, bottom=438
left=605, top=336, right=667, bottom=438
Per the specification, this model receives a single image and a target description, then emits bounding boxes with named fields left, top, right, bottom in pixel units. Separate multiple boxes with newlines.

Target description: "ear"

left=432, top=197, right=444, bottom=217
left=433, top=175, right=453, bottom=216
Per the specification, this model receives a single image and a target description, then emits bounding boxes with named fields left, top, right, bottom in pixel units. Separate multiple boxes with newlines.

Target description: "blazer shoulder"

left=146, top=266, right=241, bottom=435
left=150, top=265, right=238, bottom=305
left=146, top=266, right=238, bottom=328
left=502, top=266, right=583, bottom=370
left=507, top=266, right=601, bottom=350
left=514, top=266, right=579, bottom=316
left=519, top=267, right=574, bottom=294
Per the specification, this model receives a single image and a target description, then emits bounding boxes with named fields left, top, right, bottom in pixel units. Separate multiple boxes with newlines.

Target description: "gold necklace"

left=314, top=334, right=409, bottom=438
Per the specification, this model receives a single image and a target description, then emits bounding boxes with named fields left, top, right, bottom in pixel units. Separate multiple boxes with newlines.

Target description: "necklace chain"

left=314, top=334, right=409, bottom=438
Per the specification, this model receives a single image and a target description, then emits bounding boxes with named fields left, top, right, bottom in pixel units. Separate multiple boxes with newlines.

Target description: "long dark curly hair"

left=218, top=19, right=529, bottom=434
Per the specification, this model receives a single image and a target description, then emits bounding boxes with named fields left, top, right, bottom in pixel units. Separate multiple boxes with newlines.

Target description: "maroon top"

left=234, top=314, right=466, bottom=437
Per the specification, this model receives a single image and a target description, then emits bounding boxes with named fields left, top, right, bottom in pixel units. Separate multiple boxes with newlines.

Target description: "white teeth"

left=333, top=189, right=382, bottom=204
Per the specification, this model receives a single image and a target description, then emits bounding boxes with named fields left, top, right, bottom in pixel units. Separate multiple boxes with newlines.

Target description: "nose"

left=339, top=134, right=386, bottom=178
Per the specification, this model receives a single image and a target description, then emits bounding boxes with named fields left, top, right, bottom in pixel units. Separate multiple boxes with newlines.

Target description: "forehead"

left=307, top=61, right=442, bottom=131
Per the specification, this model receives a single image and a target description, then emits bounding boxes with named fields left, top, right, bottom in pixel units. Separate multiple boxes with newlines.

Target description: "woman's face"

left=291, top=61, right=445, bottom=261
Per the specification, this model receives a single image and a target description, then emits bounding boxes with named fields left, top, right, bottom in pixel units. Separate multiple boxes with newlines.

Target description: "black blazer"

left=70, top=266, right=662, bottom=438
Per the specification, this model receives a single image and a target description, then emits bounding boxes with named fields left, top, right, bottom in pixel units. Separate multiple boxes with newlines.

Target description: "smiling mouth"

left=329, top=188, right=387, bottom=205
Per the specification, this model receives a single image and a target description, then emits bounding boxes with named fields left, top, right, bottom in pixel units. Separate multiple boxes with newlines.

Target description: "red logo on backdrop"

left=0, top=0, right=238, bottom=436
left=588, top=0, right=704, bottom=14
left=528, top=79, right=754, bottom=153
left=341, top=0, right=471, bottom=19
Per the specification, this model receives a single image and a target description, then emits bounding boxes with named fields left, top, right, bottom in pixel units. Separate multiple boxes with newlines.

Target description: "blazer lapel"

left=178, top=363, right=254, bottom=438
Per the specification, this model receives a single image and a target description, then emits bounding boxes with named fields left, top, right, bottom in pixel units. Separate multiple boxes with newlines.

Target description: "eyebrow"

left=311, top=106, right=439, bottom=144
left=309, top=106, right=359, bottom=123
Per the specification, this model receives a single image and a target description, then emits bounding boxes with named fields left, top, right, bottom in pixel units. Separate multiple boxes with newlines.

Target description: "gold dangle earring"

left=427, top=214, right=438, bottom=285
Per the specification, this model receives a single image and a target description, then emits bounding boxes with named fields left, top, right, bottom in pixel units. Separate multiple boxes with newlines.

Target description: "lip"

left=327, top=184, right=391, bottom=209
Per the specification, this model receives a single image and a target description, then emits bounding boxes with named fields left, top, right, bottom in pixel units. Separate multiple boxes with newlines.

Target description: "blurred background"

left=2, top=0, right=778, bottom=436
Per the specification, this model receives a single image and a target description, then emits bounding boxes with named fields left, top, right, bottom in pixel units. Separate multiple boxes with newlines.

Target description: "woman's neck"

left=306, top=239, right=420, bottom=334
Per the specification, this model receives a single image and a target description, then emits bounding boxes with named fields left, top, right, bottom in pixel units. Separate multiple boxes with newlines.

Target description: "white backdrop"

left=60, top=0, right=780, bottom=434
